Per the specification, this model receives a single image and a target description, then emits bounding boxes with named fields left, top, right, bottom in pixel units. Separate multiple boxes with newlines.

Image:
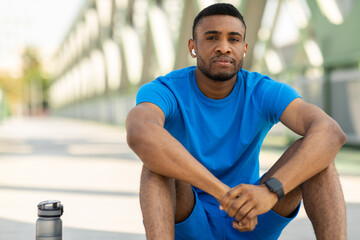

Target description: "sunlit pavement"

left=0, top=117, right=359, bottom=239
left=0, top=117, right=144, bottom=240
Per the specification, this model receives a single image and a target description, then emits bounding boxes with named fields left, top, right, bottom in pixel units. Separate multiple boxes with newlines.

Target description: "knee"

left=140, top=165, right=175, bottom=186
left=327, top=162, right=337, bottom=171
left=301, top=162, right=340, bottom=193
left=319, top=162, right=339, bottom=178
left=140, top=165, right=154, bottom=182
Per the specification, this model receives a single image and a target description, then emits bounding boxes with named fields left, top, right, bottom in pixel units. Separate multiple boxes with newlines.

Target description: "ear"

left=188, top=39, right=196, bottom=58
left=243, top=42, right=248, bottom=57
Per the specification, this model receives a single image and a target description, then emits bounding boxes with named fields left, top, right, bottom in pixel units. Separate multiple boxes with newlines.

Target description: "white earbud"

left=243, top=53, right=246, bottom=57
left=192, top=49, right=196, bottom=56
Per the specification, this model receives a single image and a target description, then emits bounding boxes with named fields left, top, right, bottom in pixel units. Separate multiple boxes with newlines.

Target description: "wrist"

left=260, top=184, right=278, bottom=203
left=213, top=184, right=230, bottom=201
left=263, top=177, right=285, bottom=201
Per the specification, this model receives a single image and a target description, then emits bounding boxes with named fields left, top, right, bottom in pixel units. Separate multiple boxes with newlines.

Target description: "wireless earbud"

left=192, top=49, right=196, bottom=56
left=243, top=53, right=246, bottom=57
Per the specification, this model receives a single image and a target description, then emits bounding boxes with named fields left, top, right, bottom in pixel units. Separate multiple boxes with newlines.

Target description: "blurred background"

left=1, top=0, right=360, bottom=145
left=0, top=0, right=359, bottom=239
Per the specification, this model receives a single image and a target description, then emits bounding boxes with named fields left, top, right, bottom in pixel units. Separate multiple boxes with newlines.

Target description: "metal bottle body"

left=36, top=217, right=62, bottom=240
left=36, top=200, right=64, bottom=240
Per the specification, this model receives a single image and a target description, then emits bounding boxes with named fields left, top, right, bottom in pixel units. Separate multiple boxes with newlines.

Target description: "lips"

left=213, top=56, right=233, bottom=66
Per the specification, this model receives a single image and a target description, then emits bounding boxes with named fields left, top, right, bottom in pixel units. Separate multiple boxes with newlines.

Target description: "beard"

left=197, top=54, right=243, bottom=82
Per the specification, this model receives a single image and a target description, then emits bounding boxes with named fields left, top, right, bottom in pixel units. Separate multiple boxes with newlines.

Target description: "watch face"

left=265, top=178, right=284, bottom=200
left=267, top=178, right=281, bottom=190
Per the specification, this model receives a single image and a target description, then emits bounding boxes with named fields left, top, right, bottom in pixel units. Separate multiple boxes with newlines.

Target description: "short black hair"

left=192, top=3, right=246, bottom=40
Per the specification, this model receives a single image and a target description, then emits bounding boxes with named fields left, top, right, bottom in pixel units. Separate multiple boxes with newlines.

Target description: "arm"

left=268, top=98, right=347, bottom=194
left=219, top=98, right=346, bottom=231
left=126, top=102, right=229, bottom=200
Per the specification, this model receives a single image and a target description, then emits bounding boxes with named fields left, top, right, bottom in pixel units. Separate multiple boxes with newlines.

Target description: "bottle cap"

left=37, top=200, right=64, bottom=217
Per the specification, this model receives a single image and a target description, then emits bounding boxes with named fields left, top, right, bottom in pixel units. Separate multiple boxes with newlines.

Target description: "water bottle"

left=36, top=200, right=64, bottom=240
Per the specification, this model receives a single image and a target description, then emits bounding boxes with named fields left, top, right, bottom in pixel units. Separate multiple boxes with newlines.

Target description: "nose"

left=215, top=40, right=231, bottom=54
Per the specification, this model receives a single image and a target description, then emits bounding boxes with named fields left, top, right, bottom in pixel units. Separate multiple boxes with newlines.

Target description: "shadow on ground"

left=0, top=217, right=145, bottom=240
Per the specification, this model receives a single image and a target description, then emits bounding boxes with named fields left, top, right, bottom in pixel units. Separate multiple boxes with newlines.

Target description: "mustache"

left=211, top=55, right=235, bottom=63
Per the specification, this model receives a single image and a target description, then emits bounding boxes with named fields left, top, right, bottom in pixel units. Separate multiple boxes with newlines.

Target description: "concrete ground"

left=0, top=117, right=359, bottom=239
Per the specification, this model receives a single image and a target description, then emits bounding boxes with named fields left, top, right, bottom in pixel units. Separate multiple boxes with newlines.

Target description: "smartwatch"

left=264, top=177, right=284, bottom=200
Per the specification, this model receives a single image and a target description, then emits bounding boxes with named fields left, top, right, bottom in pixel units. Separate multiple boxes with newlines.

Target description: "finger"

left=227, top=196, right=247, bottom=218
left=240, top=210, right=258, bottom=231
left=234, top=201, right=253, bottom=222
left=233, top=214, right=258, bottom=232
left=232, top=219, right=253, bottom=232
left=220, top=188, right=239, bottom=210
left=233, top=220, right=248, bottom=232
left=220, top=185, right=245, bottom=210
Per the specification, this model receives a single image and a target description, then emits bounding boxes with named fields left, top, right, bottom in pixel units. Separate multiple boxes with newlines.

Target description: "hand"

left=219, top=184, right=278, bottom=232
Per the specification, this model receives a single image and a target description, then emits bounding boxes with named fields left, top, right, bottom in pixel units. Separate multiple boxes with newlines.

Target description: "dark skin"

left=189, top=15, right=248, bottom=99
left=127, top=15, right=347, bottom=239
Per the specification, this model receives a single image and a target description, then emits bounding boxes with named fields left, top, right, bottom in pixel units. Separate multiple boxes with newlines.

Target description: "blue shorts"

left=175, top=182, right=300, bottom=240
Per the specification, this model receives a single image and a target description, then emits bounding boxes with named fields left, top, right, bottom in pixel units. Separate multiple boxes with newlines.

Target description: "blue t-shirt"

left=136, top=66, right=301, bottom=199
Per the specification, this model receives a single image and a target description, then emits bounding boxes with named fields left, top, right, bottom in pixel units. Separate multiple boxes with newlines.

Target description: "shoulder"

left=136, top=67, right=195, bottom=119
left=239, top=69, right=301, bottom=123
left=239, top=69, right=273, bottom=88
left=164, top=66, right=195, bottom=79
left=157, top=66, right=195, bottom=87
left=138, top=66, right=194, bottom=92
left=143, top=66, right=195, bottom=96
left=239, top=69, right=296, bottom=95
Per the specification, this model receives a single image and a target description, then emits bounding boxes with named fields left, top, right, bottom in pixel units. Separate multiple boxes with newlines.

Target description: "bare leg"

left=302, top=163, right=346, bottom=240
left=139, top=165, right=195, bottom=240
left=262, top=138, right=346, bottom=239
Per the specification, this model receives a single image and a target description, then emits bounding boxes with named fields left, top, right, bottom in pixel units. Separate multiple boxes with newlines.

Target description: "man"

left=126, top=3, right=347, bottom=240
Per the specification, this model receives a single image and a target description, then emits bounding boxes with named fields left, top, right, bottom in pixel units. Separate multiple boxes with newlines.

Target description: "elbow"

left=126, top=118, right=155, bottom=161
left=126, top=112, right=144, bottom=153
left=126, top=126, right=151, bottom=162
left=126, top=122, right=146, bottom=154
left=125, top=104, right=166, bottom=168
left=126, top=124, right=159, bottom=168
left=332, top=121, right=347, bottom=146
left=126, top=105, right=165, bottom=164
left=337, top=128, right=347, bottom=146
left=126, top=128, right=140, bottom=152
left=326, top=120, right=347, bottom=148
left=327, top=125, right=346, bottom=168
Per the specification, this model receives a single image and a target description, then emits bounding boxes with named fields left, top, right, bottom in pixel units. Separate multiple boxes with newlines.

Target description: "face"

left=190, top=15, right=247, bottom=82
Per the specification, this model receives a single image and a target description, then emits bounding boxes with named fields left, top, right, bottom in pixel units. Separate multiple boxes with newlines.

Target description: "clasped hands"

left=218, top=184, right=279, bottom=232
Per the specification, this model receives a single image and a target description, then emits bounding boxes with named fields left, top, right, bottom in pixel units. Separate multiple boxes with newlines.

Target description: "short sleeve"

left=136, top=80, right=177, bottom=120
left=254, top=78, right=302, bottom=124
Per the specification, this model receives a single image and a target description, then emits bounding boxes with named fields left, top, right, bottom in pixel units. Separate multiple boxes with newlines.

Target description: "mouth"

left=212, top=56, right=234, bottom=67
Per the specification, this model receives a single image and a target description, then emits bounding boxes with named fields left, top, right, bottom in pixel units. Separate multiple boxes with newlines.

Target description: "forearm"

left=271, top=120, right=346, bottom=195
left=127, top=118, right=229, bottom=201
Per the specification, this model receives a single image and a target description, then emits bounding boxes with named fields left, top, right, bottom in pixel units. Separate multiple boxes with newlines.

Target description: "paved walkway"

left=0, top=117, right=359, bottom=239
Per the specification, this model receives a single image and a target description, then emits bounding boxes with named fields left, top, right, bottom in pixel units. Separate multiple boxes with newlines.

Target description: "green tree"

left=0, top=73, right=23, bottom=117
left=22, top=47, right=50, bottom=115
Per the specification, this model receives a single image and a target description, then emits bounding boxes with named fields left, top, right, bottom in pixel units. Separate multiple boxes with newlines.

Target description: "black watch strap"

left=264, top=177, right=284, bottom=200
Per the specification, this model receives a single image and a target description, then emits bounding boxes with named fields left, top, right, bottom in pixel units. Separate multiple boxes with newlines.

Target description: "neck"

left=194, top=68, right=237, bottom=100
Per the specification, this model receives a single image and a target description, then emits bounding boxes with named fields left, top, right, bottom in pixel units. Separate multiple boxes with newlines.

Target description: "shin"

left=301, top=163, right=347, bottom=240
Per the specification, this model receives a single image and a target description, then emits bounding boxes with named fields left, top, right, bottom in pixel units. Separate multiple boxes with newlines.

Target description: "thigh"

left=175, top=180, right=196, bottom=223
left=175, top=189, right=216, bottom=240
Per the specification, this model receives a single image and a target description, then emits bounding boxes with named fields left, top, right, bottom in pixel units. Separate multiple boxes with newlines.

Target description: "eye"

left=229, top=37, right=240, bottom=43
left=206, top=36, right=217, bottom=41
